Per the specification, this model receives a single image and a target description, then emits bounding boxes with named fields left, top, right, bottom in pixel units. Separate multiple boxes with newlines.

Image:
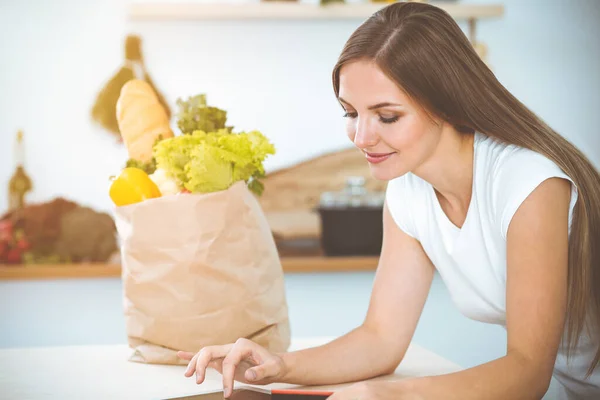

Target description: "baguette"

left=116, top=79, right=174, bottom=162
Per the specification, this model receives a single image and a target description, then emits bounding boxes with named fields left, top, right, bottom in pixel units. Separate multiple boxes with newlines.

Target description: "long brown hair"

left=332, top=2, right=600, bottom=375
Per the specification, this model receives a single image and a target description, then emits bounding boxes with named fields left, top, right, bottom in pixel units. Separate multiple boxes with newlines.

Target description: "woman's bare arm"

left=278, top=202, right=435, bottom=385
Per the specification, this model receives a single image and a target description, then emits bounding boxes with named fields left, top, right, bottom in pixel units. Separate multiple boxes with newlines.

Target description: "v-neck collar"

left=430, top=132, right=479, bottom=234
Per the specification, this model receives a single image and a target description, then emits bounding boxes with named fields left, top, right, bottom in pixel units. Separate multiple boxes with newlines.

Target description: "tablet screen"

left=164, top=388, right=270, bottom=400
left=164, top=388, right=331, bottom=400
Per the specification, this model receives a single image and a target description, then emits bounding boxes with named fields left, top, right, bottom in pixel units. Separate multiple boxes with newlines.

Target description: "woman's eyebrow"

left=338, top=97, right=402, bottom=110
left=367, top=102, right=403, bottom=110
left=338, top=97, right=351, bottom=107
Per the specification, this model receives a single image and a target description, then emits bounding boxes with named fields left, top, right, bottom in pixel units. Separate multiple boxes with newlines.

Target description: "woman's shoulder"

left=385, top=172, right=431, bottom=239
left=475, top=132, right=543, bottom=173
left=474, top=132, right=577, bottom=239
left=475, top=132, right=571, bottom=187
left=386, top=171, right=432, bottom=206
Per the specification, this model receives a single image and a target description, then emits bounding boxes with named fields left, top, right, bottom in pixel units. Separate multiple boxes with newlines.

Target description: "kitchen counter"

left=0, top=337, right=462, bottom=400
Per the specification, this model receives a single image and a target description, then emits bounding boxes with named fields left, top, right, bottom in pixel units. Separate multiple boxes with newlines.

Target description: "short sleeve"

left=385, top=175, right=418, bottom=239
left=493, top=148, right=579, bottom=240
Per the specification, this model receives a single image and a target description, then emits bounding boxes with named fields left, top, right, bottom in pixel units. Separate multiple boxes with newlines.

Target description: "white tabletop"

left=0, top=337, right=462, bottom=400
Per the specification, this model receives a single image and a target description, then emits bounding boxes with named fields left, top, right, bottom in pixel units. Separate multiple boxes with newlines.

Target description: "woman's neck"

left=414, top=127, right=475, bottom=217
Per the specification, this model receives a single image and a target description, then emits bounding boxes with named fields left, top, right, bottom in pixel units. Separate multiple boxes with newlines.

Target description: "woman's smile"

left=364, top=151, right=396, bottom=164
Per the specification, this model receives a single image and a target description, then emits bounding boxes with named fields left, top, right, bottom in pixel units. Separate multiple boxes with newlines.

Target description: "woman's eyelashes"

left=379, top=115, right=399, bottom=124
left=342, top=111, right=399, bottom=124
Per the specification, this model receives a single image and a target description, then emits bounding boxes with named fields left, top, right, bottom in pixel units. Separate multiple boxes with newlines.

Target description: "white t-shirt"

left=385, top=132, right=599, bottom=399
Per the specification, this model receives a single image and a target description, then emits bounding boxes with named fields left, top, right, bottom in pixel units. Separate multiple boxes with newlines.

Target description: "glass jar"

left=319, top=176, right=384, bottom=209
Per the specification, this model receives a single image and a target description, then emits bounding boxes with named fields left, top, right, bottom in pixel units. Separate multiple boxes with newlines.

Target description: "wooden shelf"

left=0, top=256, right=379, bottom=280
left=0, top=264, right=123, bottom=280
left=128, top=2, right=504, bottom=21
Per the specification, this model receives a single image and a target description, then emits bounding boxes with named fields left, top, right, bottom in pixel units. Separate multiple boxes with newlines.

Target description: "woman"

left=178, top=3, right=600, bottom=399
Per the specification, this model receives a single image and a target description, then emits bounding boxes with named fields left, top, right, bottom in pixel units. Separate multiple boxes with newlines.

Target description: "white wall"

left=1, top=0, right=599, bottom=214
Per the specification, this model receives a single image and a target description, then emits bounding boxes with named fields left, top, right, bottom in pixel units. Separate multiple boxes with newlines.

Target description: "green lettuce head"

left=152, top=129, right=275, bottom=195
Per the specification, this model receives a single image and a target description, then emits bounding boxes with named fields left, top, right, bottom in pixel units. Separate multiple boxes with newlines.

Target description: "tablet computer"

left=164, top=387, right=333, bottom=400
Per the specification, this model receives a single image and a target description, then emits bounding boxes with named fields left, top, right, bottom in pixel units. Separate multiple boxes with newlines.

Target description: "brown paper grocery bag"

left=114, top=181, right=291, bottom=365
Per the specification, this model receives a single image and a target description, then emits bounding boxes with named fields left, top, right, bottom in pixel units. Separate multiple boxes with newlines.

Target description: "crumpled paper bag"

left=114, top=181, right=291, bottom=365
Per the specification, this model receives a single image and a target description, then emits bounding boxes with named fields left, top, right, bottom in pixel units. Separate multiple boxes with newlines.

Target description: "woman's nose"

left=353, top=118, right=378, bottom=149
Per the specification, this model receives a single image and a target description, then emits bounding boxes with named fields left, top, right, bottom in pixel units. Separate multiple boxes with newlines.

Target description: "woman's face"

left=337, top=60, right=443, bottom=181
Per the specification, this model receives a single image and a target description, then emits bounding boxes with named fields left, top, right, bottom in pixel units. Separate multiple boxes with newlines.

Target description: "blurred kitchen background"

left=1, top=0, right=599, bottom=394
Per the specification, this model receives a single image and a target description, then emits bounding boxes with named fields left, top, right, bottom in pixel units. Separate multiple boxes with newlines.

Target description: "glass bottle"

left=8, top=130, right=33, bottom=211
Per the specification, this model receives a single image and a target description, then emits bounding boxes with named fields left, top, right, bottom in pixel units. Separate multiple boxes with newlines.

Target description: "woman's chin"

left=368, top=164, right=406, bottom=181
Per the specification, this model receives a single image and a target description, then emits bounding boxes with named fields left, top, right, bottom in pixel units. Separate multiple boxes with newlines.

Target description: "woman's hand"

left=327, top=380, right=422, bottom=400
left=177, top=338, right=287, bottom=398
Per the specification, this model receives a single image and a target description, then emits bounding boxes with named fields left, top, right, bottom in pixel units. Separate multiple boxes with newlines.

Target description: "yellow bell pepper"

left=109, top=167, right=161, bottom=206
